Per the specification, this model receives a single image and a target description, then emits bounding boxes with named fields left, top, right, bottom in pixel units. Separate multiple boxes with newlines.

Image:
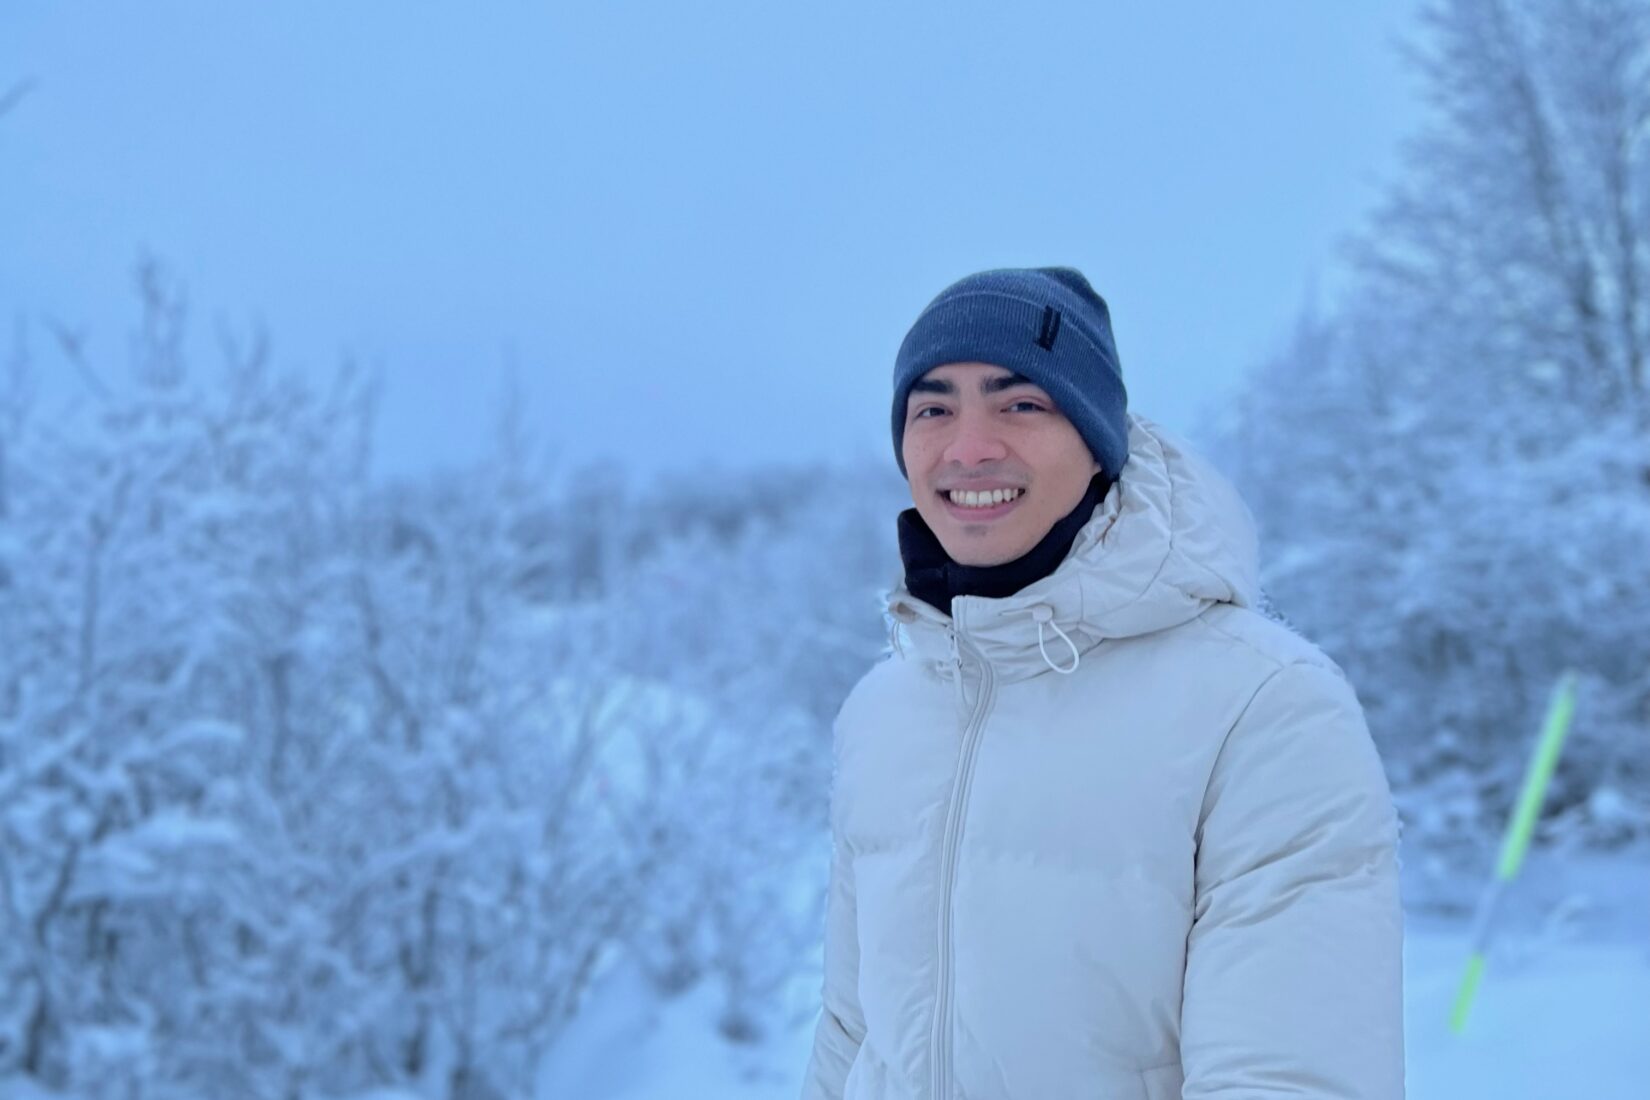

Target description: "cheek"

left=902, top=431, right=932, bottom=473
left=1034, top=431, right=1095, bottom=483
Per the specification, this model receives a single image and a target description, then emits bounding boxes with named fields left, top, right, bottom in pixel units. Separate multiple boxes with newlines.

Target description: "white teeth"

left=947, top=488, right=1022, bottom=508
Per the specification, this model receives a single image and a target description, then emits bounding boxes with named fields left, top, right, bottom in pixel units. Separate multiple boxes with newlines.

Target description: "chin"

left=940, top=535, right=1026, bottom=567
left=953, top=551, right=1013, bottom=567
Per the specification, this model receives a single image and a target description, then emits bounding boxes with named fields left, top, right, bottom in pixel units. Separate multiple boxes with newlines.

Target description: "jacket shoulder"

left=1190, top=602, right=1351, bottom=683
left=832, top=653, right=909, bottom=733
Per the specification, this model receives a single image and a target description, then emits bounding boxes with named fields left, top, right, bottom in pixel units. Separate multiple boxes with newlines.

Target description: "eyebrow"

left=909, top=371, right=1040, bottom=397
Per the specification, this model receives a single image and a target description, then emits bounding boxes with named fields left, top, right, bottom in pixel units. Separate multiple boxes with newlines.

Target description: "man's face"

left=902, top=362, right=1101, bottom=567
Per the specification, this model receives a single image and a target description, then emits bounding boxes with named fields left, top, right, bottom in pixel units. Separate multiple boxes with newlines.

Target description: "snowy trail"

left=539, top=923, right=1650, bottom=1100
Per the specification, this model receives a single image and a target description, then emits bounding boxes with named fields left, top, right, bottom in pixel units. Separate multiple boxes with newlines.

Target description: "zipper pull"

left=947, top=625, right=968, bottom=713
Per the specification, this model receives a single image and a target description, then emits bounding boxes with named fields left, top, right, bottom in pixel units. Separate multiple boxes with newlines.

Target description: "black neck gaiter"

left=897, top=471, right=1114, bottom=617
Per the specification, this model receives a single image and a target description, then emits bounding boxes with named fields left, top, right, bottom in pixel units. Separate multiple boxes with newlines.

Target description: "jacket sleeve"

left=1180, top=660, right=1406, bottom=1100
left=800, top=722, right=866, bottom=1100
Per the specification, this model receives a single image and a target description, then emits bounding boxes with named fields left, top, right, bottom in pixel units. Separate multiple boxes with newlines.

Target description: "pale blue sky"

left=2, top=2, right=1423, bottom=480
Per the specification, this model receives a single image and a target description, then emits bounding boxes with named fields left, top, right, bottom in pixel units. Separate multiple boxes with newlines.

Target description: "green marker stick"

left=1449, top=671, right=1579, bottom=1034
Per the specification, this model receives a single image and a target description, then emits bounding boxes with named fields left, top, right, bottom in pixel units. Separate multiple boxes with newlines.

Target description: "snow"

left=1403, top=919, right=1650, bottom=1099
left=534, top=963, right=803, bottom=1100
left=536, top=904, right=1650, bottom=1100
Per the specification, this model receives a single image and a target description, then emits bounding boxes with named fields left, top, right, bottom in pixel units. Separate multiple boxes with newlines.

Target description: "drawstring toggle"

left=1022, top=604, right=1081, bottom=675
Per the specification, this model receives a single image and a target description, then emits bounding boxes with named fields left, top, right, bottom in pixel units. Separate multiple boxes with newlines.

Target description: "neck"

left=897, top=471, right=1113, bottom=617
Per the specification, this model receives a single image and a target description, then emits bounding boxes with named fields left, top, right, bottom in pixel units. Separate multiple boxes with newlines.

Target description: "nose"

left=941, top=406, right=1008, bottom=467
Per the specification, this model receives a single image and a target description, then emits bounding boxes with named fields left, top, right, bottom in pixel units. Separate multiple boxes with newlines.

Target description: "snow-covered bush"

left=0, top=260, right=900, bottom=1096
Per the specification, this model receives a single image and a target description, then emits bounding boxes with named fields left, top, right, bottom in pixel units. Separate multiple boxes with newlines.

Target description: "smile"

left=938, top=487, right=1024, bottom=520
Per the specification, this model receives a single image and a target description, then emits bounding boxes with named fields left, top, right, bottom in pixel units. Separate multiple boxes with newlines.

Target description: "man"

left=801, top=267, right=1404, bottom=1099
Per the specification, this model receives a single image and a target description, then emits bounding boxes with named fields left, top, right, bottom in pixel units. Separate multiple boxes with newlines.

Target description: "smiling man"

left=801, top=267, right=1405, bottom=1099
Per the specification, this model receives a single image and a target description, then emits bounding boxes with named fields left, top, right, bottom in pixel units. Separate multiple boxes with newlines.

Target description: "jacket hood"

left=885, top=413, right=1261, bottom=681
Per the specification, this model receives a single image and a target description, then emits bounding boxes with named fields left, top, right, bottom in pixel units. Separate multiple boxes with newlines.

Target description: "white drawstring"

left=1023, top=604, right=1081, bottom=675
left=889, top=599, right=1080, bottom=680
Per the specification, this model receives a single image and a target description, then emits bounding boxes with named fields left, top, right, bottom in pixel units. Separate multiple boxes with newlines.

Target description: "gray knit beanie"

left=891, top=266, right=1128, bottom=480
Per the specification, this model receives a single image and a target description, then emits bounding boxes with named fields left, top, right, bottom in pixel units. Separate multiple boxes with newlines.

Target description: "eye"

left=1007, top=400, right=1047, bottom=413
left=912, top=406, right=948, bottom=420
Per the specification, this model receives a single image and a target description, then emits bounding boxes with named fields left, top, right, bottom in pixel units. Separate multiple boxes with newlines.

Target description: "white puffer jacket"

left=802, top=414, right=1404, bottom=1100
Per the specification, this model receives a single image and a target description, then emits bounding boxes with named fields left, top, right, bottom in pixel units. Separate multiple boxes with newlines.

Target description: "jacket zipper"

left=930, top=616, right=996, bottom=1099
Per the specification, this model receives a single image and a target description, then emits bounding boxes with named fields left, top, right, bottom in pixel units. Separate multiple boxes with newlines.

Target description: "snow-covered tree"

left=1210, top=0, right=1650, bottom=877
left=1, top=257, right=901, bottom=1095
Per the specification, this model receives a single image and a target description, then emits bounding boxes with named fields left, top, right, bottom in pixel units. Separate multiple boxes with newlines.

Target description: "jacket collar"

left=884, top=414, right=1262, bottom=683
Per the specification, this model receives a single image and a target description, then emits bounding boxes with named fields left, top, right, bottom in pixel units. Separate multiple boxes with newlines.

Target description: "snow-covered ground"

left=537, top=927, right=1649, bottom=1099
left=540, top=849, right=1650, bottom=1100
left=5, top=853, right=1643, bottom=1099
left=1403, top=916, right=1649, bottom=1098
